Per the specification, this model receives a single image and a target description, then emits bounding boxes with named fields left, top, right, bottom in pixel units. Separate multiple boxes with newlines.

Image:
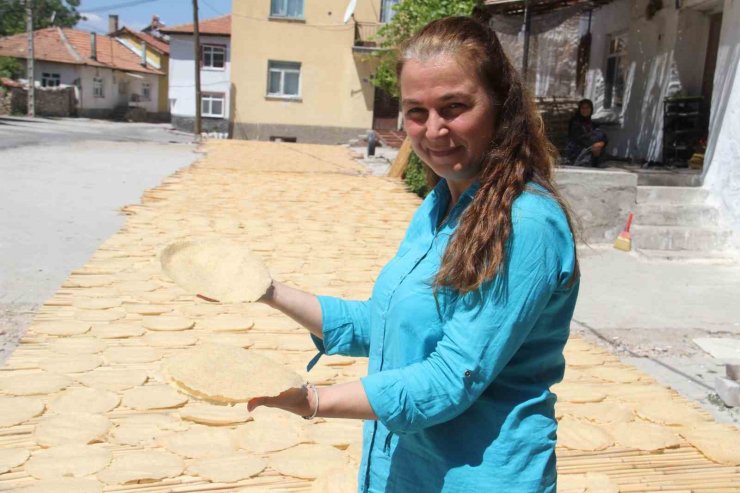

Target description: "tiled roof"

left=117, top=27, right=170, bottom=55
left=161, top=15, right=231, bottom=36
left=0, top=27, right=163, bottom=75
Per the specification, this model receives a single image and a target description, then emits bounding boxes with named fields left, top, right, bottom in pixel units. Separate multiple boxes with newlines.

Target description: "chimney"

left=151, top=15, right=160, bottom=29
left=90, top=32, right=97, bottom=60
left=108, top=15, right=119, bottom=34
left=141, top=41, right=147, bottom=67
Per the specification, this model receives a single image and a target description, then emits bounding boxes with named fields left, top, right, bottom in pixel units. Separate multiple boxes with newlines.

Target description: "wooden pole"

left=26, top=0, right=35, bottom=117
left=192, top=0, right=201, bottom=137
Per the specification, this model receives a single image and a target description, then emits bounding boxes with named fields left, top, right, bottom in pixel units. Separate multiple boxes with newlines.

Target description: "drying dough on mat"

left=76, top=368, right=148, bottom=391
left=163, top=343, right=302, bottom=403
left=187, top=453, right=267, bottom=483
left=14, top=478, right=102, bottom=493
left=160, top=239, right=272, bottom=302
left=0, top=373, right=72, bottom=396
left=48, top=337, right=106, bottom=355
left=25, top=444, right=111, bottom=479
left=234, top=421, right=302, bottom=453
left=31, top=320, right=91, bottom=336
left=48, top=387, right=120, bottom=414
left=178, top=402, right=252, bottom=425
left=143, top=331, right=198, bottom=347
left=312, top=467, right=358, bottom=493
left=556, top=416, right=613, bottom=451
left=34, top=413, right=111, bottom=447
left=96, top=450, right=184, bottom=485
left=121, top=384, right=189, bottom=410
left=0, top=447, right=30, bottom=474
left=158, top=427, right=238, bottom=458
left=0, top=396, right=45, bottom=427
left=611, top=421, right=682, bottom=451
left=200, top=314, right=255, bottom=331
left=142, top=315, right=195, bottom=331
left=269, top=443, right=348, bottom=479
left=680, top=424, right=740, bottom=465
left=38, top=353, right=102, bottom=373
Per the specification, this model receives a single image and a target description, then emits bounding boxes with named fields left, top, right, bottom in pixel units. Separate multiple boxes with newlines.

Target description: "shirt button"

left=464, top=370, right=472, bottom=378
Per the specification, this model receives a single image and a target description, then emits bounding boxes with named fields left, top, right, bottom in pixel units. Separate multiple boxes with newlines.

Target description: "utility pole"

left=521, top=0, right=531, bottom=84
left=192, top=0, right=201, bottom=137
left=26, top=0, right=35, bottom=117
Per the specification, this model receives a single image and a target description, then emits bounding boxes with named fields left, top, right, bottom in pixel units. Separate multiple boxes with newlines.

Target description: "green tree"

left=371, top=0, right=479, bottom=97
left=0, top=56, right=23, bottom=78
left=0, top=0, right=82, bottom=37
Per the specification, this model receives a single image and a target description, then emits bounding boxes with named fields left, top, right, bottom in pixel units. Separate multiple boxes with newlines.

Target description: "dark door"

left=701, top=13, right=722, bottom=112
left=372, top=87, right=399, bottom=130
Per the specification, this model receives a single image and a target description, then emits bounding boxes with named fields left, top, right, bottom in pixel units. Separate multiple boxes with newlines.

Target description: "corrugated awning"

left=484, top=0, right=616, bottom=16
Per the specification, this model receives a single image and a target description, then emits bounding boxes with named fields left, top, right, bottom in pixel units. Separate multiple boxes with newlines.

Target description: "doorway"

left=372, top=87, right=399, bottom=130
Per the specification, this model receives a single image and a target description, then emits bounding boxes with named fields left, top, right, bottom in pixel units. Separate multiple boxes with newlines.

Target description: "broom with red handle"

left=614, top=212, right=634, bottom=251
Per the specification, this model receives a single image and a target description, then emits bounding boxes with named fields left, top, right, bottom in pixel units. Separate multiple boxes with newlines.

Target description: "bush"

left=0, top=56, right=22, bottom=79
left=403, top=152, right=430, bottom=197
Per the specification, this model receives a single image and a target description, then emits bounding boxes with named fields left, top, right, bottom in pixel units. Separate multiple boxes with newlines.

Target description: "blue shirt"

left=311, top=179, right=579, bottom=493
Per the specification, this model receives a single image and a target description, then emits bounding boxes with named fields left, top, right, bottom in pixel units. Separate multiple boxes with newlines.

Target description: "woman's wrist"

left=259, top=279, right=277, bottom=306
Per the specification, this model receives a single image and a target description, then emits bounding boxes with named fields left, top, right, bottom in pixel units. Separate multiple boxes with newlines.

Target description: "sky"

left=76, top=0, right=232, bottom=33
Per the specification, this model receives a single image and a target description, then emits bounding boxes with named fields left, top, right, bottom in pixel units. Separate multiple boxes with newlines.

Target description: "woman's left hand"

left=247, top=386, right=313, bottom=417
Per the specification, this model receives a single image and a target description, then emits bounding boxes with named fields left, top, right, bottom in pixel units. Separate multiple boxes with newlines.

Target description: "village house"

left=161, top=15, right=231, bottom=134
left=0, top=27, right=163, bottom=118
left=230, top=0, right=401, bottom=144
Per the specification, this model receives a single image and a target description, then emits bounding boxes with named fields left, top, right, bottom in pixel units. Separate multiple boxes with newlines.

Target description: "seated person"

left=565, top=98, right=608, bottom=167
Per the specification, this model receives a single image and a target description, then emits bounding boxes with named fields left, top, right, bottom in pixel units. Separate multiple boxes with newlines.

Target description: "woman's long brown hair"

left=398, top=16, right=579, bottom=294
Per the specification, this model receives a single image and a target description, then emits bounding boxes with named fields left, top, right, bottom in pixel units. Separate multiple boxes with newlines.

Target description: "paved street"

left=0, top=118, right=198, bottom=361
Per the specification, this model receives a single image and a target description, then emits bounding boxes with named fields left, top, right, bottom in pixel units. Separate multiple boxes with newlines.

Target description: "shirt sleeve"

left=310, top=296, right=372, bottom=358
left=361, top=216, right=571, bottom=434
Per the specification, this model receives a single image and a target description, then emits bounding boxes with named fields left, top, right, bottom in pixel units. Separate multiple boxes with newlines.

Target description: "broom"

left=614, top=212, right=634, bottom=252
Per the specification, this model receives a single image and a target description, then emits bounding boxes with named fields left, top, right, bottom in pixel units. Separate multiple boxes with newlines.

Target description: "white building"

left=161, top=15, right=231, bottom=134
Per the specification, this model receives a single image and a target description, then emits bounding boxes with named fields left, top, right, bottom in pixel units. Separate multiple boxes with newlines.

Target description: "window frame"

left=201, top=44, right=226, bottom=70
left=141, top=82, right=151, bottom=101
left=269, top=0, right=304, bottom=20
left=266, top=60, right=301, bottom=99
left=604, top=31, right=627, bottom=111
left=41, top=72, right=60, bottom=88
left=93, top=77, right=105, bottom=98
left=380, top=0, right=400, bottom=23
left=201, top=92, right=226, bottom=118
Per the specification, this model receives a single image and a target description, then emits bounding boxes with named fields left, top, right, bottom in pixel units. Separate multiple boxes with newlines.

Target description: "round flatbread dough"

left=611, top=421, right=682, bottom=451
left=561, top=401, right=634, bottom=425
left=0, top=447, right=30, bottom=474
left=38, top=354, right=102, bottom=373
left=66, top=275, right=114, bottom=288
left=110, top=414, right=188, bottom=446
left=303, top=421, right=363, bottom=448
left=74, top=298, right=122, bottom=310
left=76, top=368, right=148, bottom=391
left=234, top=421, right=302, bottom=453
left=557, top=417, right=613, bottom=451
left=97, top=450, right=184, bottom=485
left=123, top=303, right=172, bottom=315
left=160, top=239, right=271, bottom=302
left=558, top=472, right=619, bottom=493
left=680, top=424, right=740, bottom=465
left=270, top=444, right=347, bottom=479
left=553, top=383, right=607, bottom=404
left=143, top=331, right=198, bottom=348
left=15, top=478, right=102, bottom=493
left=103, top=346, right=162, bottom=364
left=200, top=315, right=255, bottom=332
left=25, top=444, right=111, bottom=479
left=48, top=387, right=120, bottom=414
left=31, top=320, right=91, bottom=336
left=163, top=344, right=302, bottom=404
left=187, top=453, right=266, bottom=482
left=91, top=324, right=145, bottom=339
left=636, top=400, right=711, bottom=427
left=0, top=396, right=45, bottom=427
left=34, top=413, right=111, bottom=447
left=143, top=316, right=195, bottom=331
left=200, top=333, right=255, bottom=348
left=312, top=467, right=358, bottom=493
left=76, top=309, right=126, bottom=322
left=0, top=373, right=72, bottom=396
left=48, top=337, right=106, bottom=355
left=159, top=427, right=237, bottom=458
left=122, top=384, right=188, bottom=410
left=178, top=402, right=252, bottom=425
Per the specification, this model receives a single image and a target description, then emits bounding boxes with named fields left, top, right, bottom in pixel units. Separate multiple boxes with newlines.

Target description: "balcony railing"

left=353, top=22, right=386, bottom=52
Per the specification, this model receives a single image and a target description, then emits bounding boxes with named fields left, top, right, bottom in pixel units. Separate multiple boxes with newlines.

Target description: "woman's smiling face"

left=400, top=54, right=496, bottom=185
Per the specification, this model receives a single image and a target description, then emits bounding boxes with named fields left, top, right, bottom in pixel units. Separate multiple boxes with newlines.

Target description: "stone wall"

left=538, top=98, right=581, bottom=154
left=4, top=86, right=77, bottom=117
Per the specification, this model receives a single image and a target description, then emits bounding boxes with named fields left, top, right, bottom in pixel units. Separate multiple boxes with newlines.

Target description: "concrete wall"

left=230, top=0, right=380, bottom=143
left=703, top=0, right=740, bottom=247
left=585, top=0, right=711, bottom=162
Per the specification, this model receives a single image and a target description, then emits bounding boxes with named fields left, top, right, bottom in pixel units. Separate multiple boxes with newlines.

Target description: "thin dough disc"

left=76, top=368, right=148, bottom=391
left=611, top=421, right=682, bottom=451
left=636, top=399, right=711, bottom=427
left=103, top=346, right=162, bottom=364
left=123, top=303, right=172, bottom=315
left=312, top=467, right=358, bottom=493
left=160, top=239, right=272, bottom=302
left=178, top=402, right=252, bottom=425
left=680, top=424, right=740, bottom=465
left=200, top=315, right=255, bottom=332
left=0, top=373, right=72, bottom=396
left=76, top=308, right=126, bottom=322
left=163, top=343, right=302, bottom=404
left=74, top=298, right=122, bottom=310
left=0, top=396, right=45, bottom=427
left=159, top=427, right=237, bottom=458
left=31, top=320, right=91, bottom=336
left=200, top=333, right=255, bottom=348
left=187, top=453, right=266, bottom=482
left=122, top=384, right=188, bottom=410
left=143, top=315, right=195, bottom=331
left=303, top=421, right=363, bottom=448
left=558, top=472, right=619, bottom=493
left=34, top=413, right=111, bottom=447
left=110, top=414, right=189, bottom=446
left=48, top=337, right=106, bottom=354
left=562, top=401, right=634, bottom=425
left=48, top=387, right=120, bottom=414
left=557, top=417, right=613, bottom=451
left=97, top=450, right=183, bottom=485
left=143, top=331, right=198, bottom=347
left=0, top=447, right=30, bottom=474
left=234, top=421, right=302, bottom=453
left=25, top=444, right=111, bottom=479
left=91, top=324, right=145, bottom=339
left=270, top=444, right=347, bottom=479
left=15, top=478, right=102, bottom=493
left=553, top=383, right=607, bottom=404
left=38, top=354, right=102, bottom=373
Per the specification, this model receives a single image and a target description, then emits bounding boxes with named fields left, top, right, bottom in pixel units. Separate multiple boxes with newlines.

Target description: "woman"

left=249, top=16, right=580, bottom=493
left=565, top=98, right=608, bottom=167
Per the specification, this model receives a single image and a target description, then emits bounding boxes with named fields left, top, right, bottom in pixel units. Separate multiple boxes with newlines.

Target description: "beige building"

left=231, top=0, right=400, bottom=143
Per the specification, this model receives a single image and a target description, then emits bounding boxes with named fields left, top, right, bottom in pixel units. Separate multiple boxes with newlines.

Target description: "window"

left=41, top=73, right=60, bottom=87
left=142, top=82, right=151, bottom=101
left=270, top=0, right=303, bottom=19
left=604, top=33, right=627, bottom=110
left=267, top=61, right=301, bottom=98
left=93, top=77, right=104, bottom=98
left=201, top=44, right=226, bottom=69
left=201, top=93, right=225, bottom=117
left=380, top=0, right=400, bottom=23
left=269, top=136, right=297, bottom=142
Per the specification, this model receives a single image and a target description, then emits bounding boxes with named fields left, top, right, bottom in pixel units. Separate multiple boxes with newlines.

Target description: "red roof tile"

left=116, top=27, right=170, bottom=55
left=161, top=15, right=230, bottom=36
left=0, top=27, right=163, bottom=75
